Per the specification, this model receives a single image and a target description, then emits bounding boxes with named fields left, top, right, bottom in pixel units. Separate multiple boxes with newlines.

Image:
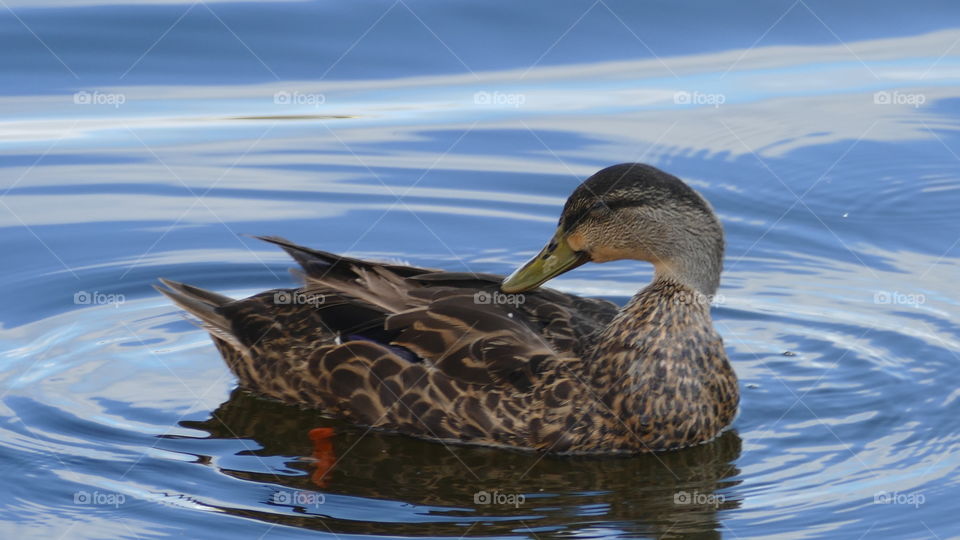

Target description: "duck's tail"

left=154, top=278, right=242, bottom=348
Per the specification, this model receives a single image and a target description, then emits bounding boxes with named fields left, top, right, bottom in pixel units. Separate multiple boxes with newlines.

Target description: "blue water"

left=2, top=1, right=959, bottom=538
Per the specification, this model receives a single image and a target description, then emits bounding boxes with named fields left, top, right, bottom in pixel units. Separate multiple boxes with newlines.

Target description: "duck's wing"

left=255, top=235, right=435, bottom=314
left=401, top=272, right=617, bottom=358
left=259, top=235, right=618, bottom=357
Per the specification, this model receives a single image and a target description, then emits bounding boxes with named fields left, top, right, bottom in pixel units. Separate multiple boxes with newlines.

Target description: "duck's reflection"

left=179, top=389, right=742, bottom=538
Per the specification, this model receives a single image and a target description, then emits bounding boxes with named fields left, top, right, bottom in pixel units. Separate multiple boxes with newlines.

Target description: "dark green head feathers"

left=559, top=163, right=714, bottom=232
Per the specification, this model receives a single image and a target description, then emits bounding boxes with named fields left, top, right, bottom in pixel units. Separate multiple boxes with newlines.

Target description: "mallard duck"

left=157, top=163, right=739, bottom=454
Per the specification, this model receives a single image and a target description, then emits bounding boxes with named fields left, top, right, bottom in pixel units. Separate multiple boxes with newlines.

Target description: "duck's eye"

left=588, top=201, right=607, bottom=216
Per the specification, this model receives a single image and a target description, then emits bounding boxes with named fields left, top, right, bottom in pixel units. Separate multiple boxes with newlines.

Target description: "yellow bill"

left=501, top=227, right=590, bottom=293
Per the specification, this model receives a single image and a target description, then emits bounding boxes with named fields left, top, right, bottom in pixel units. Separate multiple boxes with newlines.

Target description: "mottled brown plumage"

left=157, top=163, right=740, bottom=454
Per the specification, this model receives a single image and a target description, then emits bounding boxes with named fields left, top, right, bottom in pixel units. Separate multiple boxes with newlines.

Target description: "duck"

left=157, top=163, right=739, bottom=454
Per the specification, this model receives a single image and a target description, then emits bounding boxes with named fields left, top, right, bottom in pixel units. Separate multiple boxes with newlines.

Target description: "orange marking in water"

left=308, top=427, right=337, bottom=488
left=309, top=427, right=335, bottom=441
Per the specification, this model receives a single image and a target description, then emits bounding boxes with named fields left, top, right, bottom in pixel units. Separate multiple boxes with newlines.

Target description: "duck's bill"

left=501, top=228, right=590, bottom=293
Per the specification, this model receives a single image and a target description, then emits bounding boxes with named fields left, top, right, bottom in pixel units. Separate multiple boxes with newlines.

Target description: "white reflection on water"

left=0, top=194, right=558, bottom=227
left=0, top=29, right=958, bottom=159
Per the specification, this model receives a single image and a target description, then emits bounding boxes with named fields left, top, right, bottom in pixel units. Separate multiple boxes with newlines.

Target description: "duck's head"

left=501, top=163, right=724, bottom=296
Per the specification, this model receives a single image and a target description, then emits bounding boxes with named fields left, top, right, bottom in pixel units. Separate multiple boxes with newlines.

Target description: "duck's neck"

left=651, top=229, right=724, bottom=298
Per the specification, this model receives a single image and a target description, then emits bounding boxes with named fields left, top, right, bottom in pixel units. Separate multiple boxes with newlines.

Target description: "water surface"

left=2, top=1, right=959, bottom=538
